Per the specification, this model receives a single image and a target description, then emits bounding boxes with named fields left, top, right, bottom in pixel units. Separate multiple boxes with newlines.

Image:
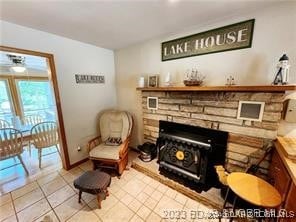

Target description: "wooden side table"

left=223, top=172, right=282, bottom=221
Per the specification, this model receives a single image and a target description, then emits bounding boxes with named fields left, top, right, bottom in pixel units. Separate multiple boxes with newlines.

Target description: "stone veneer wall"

left=141, top=91, right=285, bottom=175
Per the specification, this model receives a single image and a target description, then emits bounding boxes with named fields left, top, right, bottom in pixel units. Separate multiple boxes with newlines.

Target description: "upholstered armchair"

left=87, top=110, right=133, bottom=176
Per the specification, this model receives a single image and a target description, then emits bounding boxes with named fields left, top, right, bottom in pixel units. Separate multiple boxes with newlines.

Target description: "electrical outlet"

left=77, top=146, right=81, bottom=151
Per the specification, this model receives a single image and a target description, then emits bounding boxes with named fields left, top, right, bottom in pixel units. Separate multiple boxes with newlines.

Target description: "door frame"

left=0, top=45, right=71, bottom=170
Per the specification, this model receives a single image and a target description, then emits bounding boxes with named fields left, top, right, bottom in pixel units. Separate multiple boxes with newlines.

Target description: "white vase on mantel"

left=138, top=77, right=145, bottom=87
left=164, top=72, right=172, bottom=86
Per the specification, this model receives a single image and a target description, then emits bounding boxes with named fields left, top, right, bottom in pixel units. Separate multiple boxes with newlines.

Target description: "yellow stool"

left=223, top=172, right=282, bottom=221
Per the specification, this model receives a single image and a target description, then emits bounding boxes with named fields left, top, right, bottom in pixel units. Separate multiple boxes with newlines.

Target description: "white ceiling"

left=0, top=1, right=280, bottom=50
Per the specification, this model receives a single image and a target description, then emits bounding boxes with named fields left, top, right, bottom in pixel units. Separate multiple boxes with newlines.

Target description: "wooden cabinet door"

left=284, top=183, right=296, bottom=220
left=269, top=150, right=291, bottom=203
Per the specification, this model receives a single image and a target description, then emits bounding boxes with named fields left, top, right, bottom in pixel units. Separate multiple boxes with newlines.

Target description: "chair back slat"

left=0, top=119, right=10, bottom=129
left=0, top=128, right=23, bottom=160
left=31, top=122, right=59, bottom=149
left=23, top=115, right=43, bottom=126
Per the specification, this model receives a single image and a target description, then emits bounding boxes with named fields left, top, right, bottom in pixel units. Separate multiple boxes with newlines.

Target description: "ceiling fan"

left=7, top=54, right=26, bottom=72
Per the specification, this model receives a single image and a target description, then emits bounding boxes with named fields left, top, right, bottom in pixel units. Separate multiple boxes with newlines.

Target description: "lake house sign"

left=161, top=19, right=255, bottom=61
left=75, top=74, right=105, bottom=84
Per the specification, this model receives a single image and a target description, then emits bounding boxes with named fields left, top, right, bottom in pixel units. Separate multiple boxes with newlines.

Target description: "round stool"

left=224, top=172, right=282, bottom=221
left=73, top=170, right=111, bottom=209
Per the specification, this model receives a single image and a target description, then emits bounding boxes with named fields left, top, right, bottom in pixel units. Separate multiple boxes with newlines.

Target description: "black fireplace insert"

left=157, top=121, right=228, bottom=191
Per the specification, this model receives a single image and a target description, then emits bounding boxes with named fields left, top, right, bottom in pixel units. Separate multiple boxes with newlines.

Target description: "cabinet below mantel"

left=269, top=137, right=296, bottom=215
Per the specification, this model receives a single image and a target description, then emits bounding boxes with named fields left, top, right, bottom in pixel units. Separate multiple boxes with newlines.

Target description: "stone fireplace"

left=141, top=90, right=285, bottom=175
left=157, top=120, right=228, bottom=191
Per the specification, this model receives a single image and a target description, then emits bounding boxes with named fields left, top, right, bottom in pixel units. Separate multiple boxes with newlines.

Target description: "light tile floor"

left=0, top=159, right=219, bottom=222
left=0, top=146, right=62, bottom=195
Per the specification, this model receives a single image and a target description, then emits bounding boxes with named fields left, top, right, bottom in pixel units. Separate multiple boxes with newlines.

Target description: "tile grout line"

left=136, top=205, right=153, bottom=222
left=51, top=168, right=94, bottom=221
left=1, top=164, right=60, bottom=196
left=11, top=184, right=50, bottom=222
left=9, top=180, right=37, bottom=200
left=64, top=198, right=94, bottom=222
left=1, top=163, right=89, bottom=221
left=45, top=170, right=77, bottom=208
left=10, top=192, right=19, bottom=222
left=12, top=169, right=67, bottom=222
left=13, top=187, right=46, bottom=215
left=86, top=187, right=121, bottom=221
left=5, top=160, right=202, bottom=222
left=36, top=177, right=61, bottom=222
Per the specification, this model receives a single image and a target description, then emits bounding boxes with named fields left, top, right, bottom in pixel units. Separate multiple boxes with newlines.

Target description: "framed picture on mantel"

left=148, top=75, right=159, bottom=87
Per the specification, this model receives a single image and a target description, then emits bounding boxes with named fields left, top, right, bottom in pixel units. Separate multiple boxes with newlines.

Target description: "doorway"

left=0, top=46, right=70, bottom=189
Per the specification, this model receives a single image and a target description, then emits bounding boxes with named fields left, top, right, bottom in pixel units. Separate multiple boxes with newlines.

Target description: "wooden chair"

left=0, top=119, right=10, bottom=129
left=30, top=121, right=60, bottom=168
left=23, top=115, right=43, bottom=126
left=0, top=128, right=29, bottom=175
left=21, top=115, right=43, bottom=157
left=88, top=110, right=133, bottom=176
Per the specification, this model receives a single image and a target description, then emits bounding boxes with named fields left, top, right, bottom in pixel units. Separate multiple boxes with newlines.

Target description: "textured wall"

left=1, top=20, right=117, bottom=164
left=115, top=2, right=296, bottom=147
left=141, top=91, right=285, bottom=174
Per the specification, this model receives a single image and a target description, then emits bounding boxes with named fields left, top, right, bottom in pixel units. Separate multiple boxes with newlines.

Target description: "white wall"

left=0, top=20, right=117, bottom=164
left=115, top=2, right=296, bottom=146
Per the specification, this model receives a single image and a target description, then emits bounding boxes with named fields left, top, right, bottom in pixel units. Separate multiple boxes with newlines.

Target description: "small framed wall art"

left=75, top=74, right=105, bottom=84
left=148, top=75, right=159, bottom=87
left=237, top=101, right=265, bottom=122
left=147, top=97, right=158, bottom=110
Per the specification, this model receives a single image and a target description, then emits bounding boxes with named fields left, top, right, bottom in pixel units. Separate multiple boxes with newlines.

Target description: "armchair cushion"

left=89, top=143, right=121, bottom=160
left=100, top=111, right=131, bottom=142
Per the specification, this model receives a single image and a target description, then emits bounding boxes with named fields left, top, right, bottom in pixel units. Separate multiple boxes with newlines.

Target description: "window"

left=0, top=76, right=57, bottom=124
left=0, top=79, right=14, bottom=122
left=16, top=80, right=56, bottom=121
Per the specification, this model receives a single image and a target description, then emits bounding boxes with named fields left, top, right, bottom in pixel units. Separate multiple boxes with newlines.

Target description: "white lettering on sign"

left=205, top=36, right=215, bottom=47
left=164, top=42, right=191, bottom=55
left=192, top=29, right=247, bottom=52
left=237, top=28, right=248, bottom=42
left=216, top=34, right=226, bottom=46
left=176, top=43, right=183, bottom=54
left=170, top=45, right=176, bottom=54
left=226, top=31, right=236, bottom=44
left=195, top=39, right=204, bottom=50
left=184, top=42, right=189, bottom=52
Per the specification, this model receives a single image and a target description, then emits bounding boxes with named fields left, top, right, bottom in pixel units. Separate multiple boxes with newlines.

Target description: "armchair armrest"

left=87, top=136, right=102, bottom=152
left=119, top=137, right=131, bottom=159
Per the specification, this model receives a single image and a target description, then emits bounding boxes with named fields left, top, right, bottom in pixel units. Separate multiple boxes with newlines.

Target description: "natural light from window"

left=0, top=79, right=14, bottom=121
left=17, top=80, right=56, bottom=121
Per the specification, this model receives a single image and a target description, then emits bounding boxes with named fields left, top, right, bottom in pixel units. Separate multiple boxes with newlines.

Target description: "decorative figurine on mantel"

left=273, top=54, right=290, bottom=85
left=183, top=68, right=205, bottom=86
left=225, top=75, right=235, bottom=86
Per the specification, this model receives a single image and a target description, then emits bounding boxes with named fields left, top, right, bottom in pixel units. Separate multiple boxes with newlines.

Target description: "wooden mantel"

left=137, top=85, right=296, bottom=92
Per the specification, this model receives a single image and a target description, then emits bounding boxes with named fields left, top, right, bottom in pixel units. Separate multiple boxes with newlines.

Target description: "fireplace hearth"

left=157, top=121, right=228, bottom=191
